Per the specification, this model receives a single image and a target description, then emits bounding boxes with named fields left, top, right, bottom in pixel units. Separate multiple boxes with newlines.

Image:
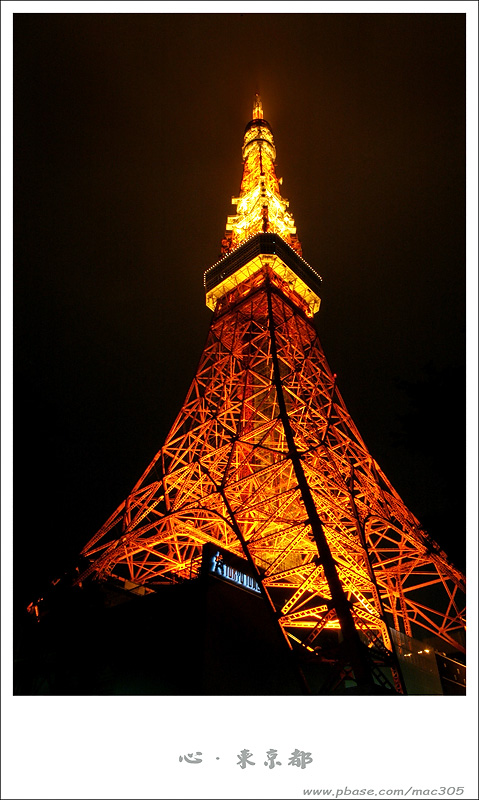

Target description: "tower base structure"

left=18, top=562, right=464, bottom=695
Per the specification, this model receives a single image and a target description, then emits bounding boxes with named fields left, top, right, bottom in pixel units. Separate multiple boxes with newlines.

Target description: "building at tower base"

left=17, top=560, right=464, bottom=695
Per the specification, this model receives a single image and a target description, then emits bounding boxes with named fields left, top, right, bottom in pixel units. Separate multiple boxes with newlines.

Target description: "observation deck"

left=204, top=233, right=322, bottom=315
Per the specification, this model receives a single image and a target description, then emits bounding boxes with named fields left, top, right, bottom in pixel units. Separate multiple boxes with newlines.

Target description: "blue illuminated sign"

left=210, top=551, right=261, bottom=594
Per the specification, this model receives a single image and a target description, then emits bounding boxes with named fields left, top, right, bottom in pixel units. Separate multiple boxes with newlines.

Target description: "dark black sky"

left=14, top=12, right=466, bottom=604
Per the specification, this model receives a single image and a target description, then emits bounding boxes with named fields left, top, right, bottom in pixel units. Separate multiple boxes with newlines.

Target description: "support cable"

left=266, top=278, right=379, bottom=693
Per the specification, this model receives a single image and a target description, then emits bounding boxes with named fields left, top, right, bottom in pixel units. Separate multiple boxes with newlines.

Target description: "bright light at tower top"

left=252, top=93, right=263, bottom=120
left=220, top=94, right=302, bottom=258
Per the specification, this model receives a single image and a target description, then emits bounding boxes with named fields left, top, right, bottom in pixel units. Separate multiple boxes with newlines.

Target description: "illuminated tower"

left=78, top=96, right=465, bottom=694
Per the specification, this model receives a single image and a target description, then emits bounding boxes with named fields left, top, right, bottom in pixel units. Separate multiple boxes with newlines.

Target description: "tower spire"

left=220, top=95, right=302, bottom=256
left=252, top=92, right=263, bottom=120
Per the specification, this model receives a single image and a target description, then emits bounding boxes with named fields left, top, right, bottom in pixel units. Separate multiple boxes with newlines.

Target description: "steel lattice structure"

left=79, top=96, right=465, bottom=692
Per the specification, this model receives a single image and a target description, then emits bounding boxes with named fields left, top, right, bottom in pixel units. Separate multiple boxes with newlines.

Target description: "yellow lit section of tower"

left=221, top=94, right=302, bottom=256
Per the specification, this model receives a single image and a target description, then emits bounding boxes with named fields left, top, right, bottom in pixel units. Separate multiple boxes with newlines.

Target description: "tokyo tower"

left=77, top=95, right=466, bottom=694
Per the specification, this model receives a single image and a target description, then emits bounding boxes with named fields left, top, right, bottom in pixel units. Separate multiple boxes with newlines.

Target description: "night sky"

left=14, top=12, right=466, bottom=607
